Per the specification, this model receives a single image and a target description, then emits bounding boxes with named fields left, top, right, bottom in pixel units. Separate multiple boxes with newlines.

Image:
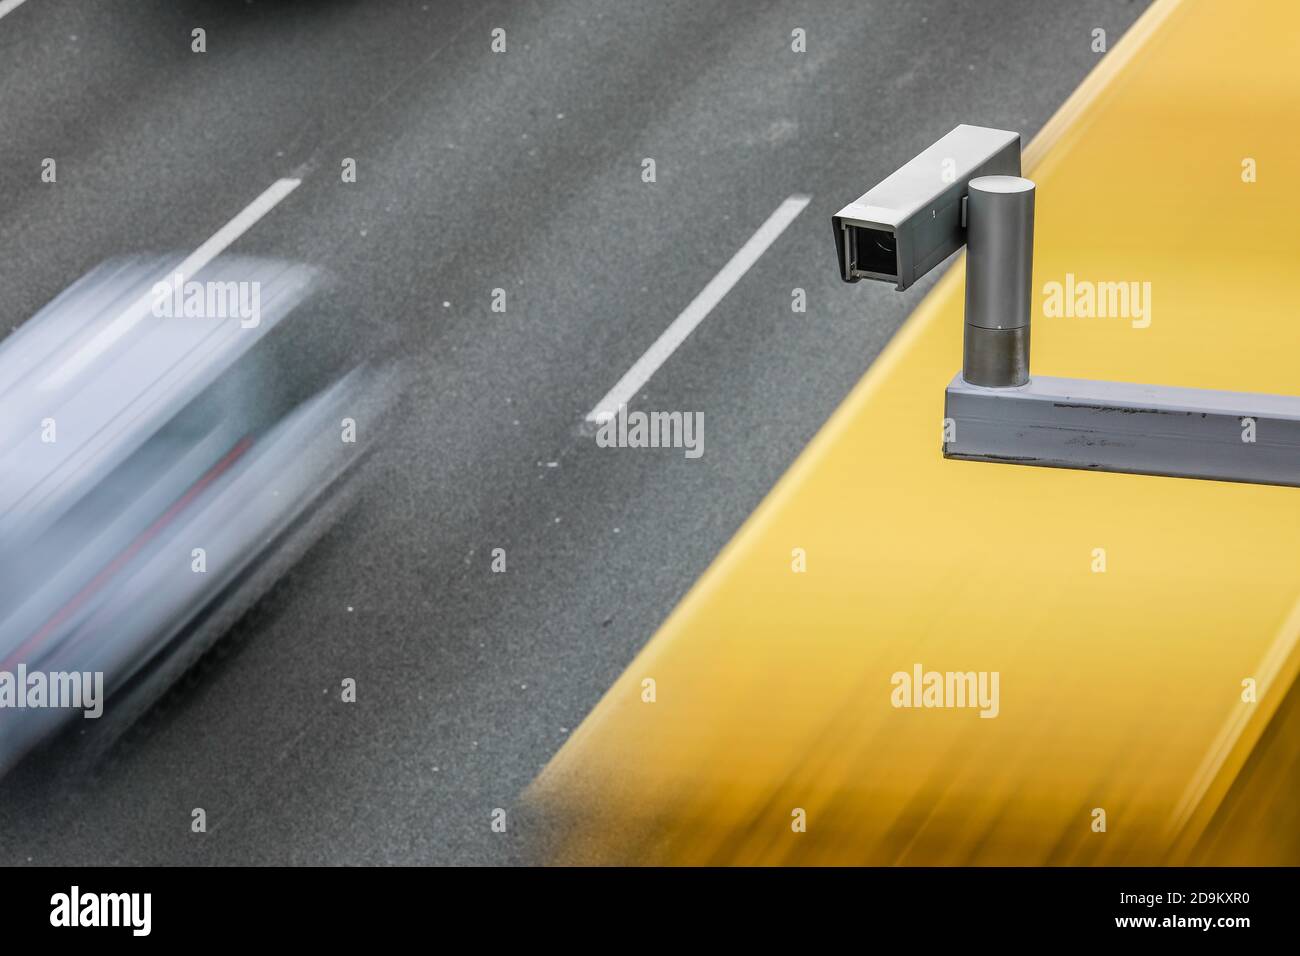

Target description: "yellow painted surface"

left=528, top=0, right=1300, bottom=865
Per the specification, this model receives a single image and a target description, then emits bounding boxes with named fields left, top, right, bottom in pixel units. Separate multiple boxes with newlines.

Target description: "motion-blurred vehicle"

left=0, top=255, right=389, bottom=776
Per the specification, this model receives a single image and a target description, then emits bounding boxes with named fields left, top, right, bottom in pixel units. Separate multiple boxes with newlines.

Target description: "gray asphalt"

left=0, top=0, right=1149, bottom=864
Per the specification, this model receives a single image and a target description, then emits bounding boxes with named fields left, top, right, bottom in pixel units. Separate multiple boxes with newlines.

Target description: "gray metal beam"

left=944, top=374, right=1300, bottom=487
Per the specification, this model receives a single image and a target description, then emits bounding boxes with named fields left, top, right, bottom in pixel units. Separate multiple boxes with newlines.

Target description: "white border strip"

left=586, top=194, right=810, bottom=422
left=0, top=0, right=30, bottom=21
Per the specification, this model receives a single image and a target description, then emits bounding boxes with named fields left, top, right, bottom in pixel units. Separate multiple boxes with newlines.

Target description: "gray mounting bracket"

left=831, top=124, right=1300, bottom=488
left=944, top=374, right=1300, bottom=487
left=943, top=170, right=1300, bottom=488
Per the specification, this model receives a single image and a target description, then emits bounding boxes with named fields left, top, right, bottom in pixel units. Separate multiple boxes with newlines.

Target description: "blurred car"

left=0, top=255, right=390, bottom=776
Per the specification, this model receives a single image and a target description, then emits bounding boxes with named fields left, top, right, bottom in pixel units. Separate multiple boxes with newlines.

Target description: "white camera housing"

left=832, top=125, right=1021, bottom=290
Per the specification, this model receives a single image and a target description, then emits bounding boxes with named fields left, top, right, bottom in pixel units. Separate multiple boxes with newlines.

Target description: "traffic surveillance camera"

left=832, top=125, right=1021, bottom=291
left=832, top=123, right=1300, bottom=488
left=833, top=124, right=1034, bottom=388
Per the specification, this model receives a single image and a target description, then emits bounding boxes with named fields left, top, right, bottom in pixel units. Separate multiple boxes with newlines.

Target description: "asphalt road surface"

left=0, top=0, right=1149, bottom=865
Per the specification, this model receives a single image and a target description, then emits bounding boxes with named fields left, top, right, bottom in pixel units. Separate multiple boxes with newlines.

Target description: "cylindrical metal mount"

left=963, top=175, right=1035, bottom=387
